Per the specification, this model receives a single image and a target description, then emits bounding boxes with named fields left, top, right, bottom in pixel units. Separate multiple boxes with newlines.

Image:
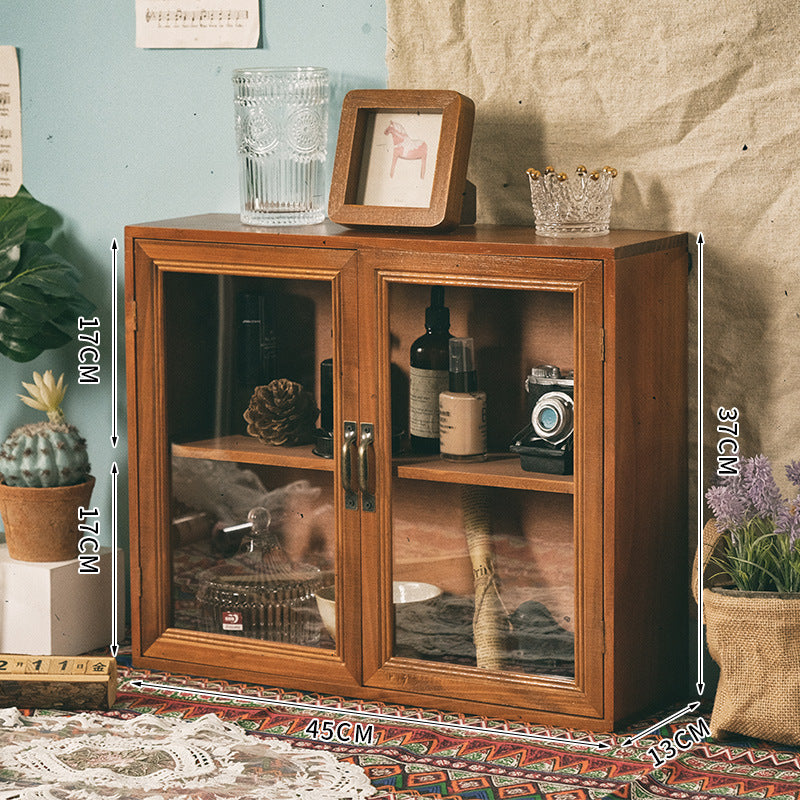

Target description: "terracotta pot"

left=0, top=476, right=96, bottom=562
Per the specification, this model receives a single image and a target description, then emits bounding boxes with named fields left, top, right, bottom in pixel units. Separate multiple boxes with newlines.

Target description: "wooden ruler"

left=0, top=654, right=117, bottom=710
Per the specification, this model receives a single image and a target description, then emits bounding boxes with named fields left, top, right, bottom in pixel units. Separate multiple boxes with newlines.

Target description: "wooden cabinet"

left=125, top=216, right=689, bottom=730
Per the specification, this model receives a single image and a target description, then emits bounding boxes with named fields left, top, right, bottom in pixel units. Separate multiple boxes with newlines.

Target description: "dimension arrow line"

left=128, top=679, right=610, bottom=750
left=110, top=461, right=119, bottom=658
left=696, top=232, right=705, bottom=696
left=110, top=238, right=119, bottom=448
left=620, top=701, right=701, bottom=747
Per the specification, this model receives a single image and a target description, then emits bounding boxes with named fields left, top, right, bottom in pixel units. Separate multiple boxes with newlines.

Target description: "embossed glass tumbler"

left=233, top=67, right=329, bottom=226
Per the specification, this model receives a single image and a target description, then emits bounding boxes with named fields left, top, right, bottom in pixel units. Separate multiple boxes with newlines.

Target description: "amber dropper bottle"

left=409, top=286, right=452, bottom=454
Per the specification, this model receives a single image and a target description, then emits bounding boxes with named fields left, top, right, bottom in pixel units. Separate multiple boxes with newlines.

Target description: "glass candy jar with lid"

left=197, top=507, right=326, bottom=645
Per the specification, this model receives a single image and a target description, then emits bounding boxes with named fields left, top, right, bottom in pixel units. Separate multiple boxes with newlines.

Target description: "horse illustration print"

left=384, top=120, right=428, bottom=179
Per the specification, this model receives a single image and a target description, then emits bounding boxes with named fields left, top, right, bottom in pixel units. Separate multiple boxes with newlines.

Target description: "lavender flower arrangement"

left=706, top=455, right=800, bottom=593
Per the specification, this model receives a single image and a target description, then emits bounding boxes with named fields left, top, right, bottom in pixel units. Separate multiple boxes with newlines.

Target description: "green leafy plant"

left=706, top=455, right=800, bottom=593
left=0, top=186, right=94, bottom=362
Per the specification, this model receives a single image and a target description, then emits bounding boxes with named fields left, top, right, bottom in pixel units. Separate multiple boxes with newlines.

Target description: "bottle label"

left=439, top=392, right=487, bottom=457
left=409, top=367, right=449, bottom=438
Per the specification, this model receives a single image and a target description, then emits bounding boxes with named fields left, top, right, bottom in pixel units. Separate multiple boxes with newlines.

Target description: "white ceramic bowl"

left=391, top=581, right=441, bottom=604
left=315, top=585, right=337, bottom=639
left=315, top=581, right=441, bottom=640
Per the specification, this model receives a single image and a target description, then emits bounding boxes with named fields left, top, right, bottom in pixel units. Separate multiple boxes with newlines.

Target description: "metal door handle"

left=358, top=423, right=375, bottom=513
left=341, top=421, right=358, bottom=510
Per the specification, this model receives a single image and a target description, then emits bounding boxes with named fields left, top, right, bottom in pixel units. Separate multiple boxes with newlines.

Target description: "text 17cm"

left=78, top=505, right=101, bottom=574
left=78, top=316, right=100, bottom=385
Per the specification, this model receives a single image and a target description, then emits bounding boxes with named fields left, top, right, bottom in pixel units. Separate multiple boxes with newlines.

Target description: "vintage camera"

left=509, top=365, right=574, bottom=474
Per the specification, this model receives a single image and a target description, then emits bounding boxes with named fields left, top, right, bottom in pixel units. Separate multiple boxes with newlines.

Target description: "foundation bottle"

left=409, top=286, right=452, bottom=454
left=439, top=337, right=487, bottom=462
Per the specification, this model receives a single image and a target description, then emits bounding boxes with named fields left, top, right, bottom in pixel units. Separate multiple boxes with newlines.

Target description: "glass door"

left=131, top=239, right=362, bottom=687
left=164, top=272, right=337, bottom=649
left=359, top=249, right=604, bottom=718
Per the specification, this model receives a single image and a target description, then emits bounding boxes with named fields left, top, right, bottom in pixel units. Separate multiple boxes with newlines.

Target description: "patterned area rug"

left=94, top=664, right=800, bottom=800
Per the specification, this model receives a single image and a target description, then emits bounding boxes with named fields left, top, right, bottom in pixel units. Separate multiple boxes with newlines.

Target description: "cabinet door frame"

left=356, top=248, right=606, bottom=720
left=126, top=236, right=364, bottom=690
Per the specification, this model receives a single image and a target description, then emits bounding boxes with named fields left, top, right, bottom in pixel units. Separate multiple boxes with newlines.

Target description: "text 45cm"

left=304, top=717, right=376, bottom=746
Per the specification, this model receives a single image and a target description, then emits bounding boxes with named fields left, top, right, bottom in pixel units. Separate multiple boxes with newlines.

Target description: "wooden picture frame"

left=328, top=89, right=475, bottom=230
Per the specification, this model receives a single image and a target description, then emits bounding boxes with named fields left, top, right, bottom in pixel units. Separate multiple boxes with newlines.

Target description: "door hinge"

left=126, top=300, right=138, bottom=332
left=125, top=300, right=139, bottom=333
left=600, top=328, right=606, bottom=362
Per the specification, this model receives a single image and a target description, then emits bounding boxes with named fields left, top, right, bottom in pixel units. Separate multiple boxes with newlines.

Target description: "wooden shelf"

left=171, top=435, right=335, bottom=471
left=394, top=454, right=574, bottom=493
left=171, top=438, right=571, bottom=491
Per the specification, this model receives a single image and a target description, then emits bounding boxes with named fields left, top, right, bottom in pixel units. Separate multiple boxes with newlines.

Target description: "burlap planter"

left=697, top=519, right=800, bottom=745
left=0, top=477, right=95, bottom=562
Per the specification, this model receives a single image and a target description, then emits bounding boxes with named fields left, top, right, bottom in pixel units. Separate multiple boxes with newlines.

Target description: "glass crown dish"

left=196, top=506, right=326, bottom=645
left=527, top=165, right=617, bottom=237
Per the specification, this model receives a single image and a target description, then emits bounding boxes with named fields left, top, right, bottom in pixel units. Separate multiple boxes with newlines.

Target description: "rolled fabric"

left=461, top=485, right=510, bottom=669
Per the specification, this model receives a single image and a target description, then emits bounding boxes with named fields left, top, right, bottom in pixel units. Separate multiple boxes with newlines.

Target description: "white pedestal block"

left=0, top=545, right=125, bottom=655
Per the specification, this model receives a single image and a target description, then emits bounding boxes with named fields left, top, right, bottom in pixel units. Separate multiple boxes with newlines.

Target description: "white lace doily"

left=0, top=708, right=376, bottom=800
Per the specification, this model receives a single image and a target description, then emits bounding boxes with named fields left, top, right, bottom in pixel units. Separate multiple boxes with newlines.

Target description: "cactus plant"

left=0, top=370, right=91, bottom=488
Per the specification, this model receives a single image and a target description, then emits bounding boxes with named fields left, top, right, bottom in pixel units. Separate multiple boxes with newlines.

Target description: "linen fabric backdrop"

left=386, top=0, right=800, bottom=535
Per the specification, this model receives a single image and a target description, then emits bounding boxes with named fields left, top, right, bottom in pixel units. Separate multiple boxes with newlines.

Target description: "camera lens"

left=538, top=406, right=560, bottom=432
left=531, top=391, right=574, bottom=443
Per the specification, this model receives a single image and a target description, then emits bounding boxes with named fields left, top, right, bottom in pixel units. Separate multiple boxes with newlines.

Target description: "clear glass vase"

left=233, top=67, right=329, bottom=226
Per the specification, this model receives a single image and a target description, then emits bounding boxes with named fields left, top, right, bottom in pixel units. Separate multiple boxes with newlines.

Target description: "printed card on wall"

left=0, top=47, right=22, bottom=197
left=136, top=0, right=260, bottom=48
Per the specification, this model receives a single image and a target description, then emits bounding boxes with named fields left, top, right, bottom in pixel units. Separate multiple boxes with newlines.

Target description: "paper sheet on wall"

left=136, top=0, right=259, bottom=48
left=0, top=47, right=22, bottom=197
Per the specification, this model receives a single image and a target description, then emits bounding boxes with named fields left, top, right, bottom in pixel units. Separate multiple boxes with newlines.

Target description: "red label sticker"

left=221, top=611, right=243, bottom=631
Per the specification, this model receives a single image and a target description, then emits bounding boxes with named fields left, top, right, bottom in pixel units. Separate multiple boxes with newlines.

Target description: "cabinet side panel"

left=124, top=232, right=142, bottom=654
left=126, top=238, right=172, bottom=655
left=605, top=245, right=690, bottom=722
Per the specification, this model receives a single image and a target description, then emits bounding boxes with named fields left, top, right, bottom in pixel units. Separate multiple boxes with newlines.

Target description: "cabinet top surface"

left=126, top=214, right=688, bottom=259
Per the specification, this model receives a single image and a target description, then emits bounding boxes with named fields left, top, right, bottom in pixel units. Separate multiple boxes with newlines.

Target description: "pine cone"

left=244, top=379, right=319, bottom=446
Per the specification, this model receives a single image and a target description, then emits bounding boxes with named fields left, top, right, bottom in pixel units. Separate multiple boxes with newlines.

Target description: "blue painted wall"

left=2, top=3, right=387, bottom=569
